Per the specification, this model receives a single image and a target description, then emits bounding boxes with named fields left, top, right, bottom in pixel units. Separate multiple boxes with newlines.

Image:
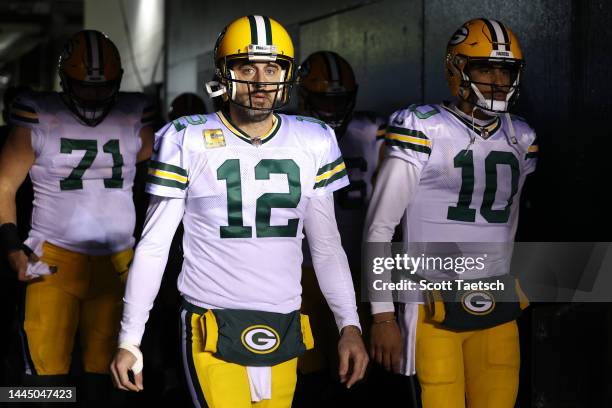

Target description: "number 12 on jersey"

left=217, top=159, right=301, bottom=238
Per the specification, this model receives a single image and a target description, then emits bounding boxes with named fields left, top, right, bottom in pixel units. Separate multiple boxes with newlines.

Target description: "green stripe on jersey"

left=149, top=160, right=188, bottom=177
left=316, top=156, right=344, bottom=176
left=385, top=138, right=432, bottom=155
left=386, top=126, right=429, bottom=140
left=314, top=168, right=347, bottom=189
left=147, top=174, right=187, bottom=190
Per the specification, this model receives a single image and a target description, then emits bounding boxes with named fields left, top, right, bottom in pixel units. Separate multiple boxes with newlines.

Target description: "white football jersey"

left=10, top=91, right=155, bottom=255
left=335, top=112, right=385, bottom=264
left=146, top=112, right=349, bottom=312
left=386, top=103, right=538, bottom=279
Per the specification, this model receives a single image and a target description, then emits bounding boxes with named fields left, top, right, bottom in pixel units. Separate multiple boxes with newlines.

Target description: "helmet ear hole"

left=458, top=86, right=470, bottom=100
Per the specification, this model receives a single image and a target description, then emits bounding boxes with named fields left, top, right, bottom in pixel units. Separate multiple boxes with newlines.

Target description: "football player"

left=365, top=19, right=537, bottom=408
left=299, top=50, right=385, bottom=270
left=295, top=51, right=385, bottom=399
left=110, top=15, right=368, bottom=408
left=0, top=30, right=154, bottom=402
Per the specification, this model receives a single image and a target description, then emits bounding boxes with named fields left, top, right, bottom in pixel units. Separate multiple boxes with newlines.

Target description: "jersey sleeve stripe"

left=525, top=144, right=538, bottom=159
left=313, top=167, right=348, bottom=189
left=315, top=161, right=346, bottom=183
left=10, top=112, right=39, bottom=124
left=386, top=133, right=432, bottom=148
left=385, top=138, right=432, bottom=155
left=386, top=126, right=428, bottom=140
left=149, top=160, right=188, bottom=177
left=316, top=156, right=344, bottom=176
left=148, top=168, right=188, bottom=183
left=146, top=173, right=188, bottom=190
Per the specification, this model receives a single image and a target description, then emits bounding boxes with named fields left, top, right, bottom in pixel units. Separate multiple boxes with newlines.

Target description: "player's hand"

left=338, top=325, right=369, bottom=388
left=110, top=348, right=143, bottom=392
left=8, top=249, right=38, bottom=282
left=370, top=312, right=402, bottom=373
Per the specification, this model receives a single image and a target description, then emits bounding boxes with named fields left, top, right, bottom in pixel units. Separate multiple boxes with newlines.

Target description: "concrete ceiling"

left=0, top=0, right=82, bottom=68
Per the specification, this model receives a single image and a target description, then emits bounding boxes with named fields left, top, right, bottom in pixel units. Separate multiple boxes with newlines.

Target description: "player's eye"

left=265, top=66, right=278, bottom=76
left=241, top=66, right=255, bottom=75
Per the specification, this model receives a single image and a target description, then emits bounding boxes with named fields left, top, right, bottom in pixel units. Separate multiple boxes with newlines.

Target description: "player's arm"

left=0, top=125, right=39, bottom=280
left=110, top=194, right=184, bottom=391
left=136, top=125, right=154, bottom=163
left=365, top=156, right=421, bottom=372
left=303, top=194, right=368, bottom=388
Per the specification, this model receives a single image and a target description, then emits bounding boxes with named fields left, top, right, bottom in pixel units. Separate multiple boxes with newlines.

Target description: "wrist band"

left=373, top=318, right=396, bottom=325
left=118, top=343, right=143, bottom=374
left=0, top=223, right=21, bottom=253
left=21, top=244, right=34, bottom=256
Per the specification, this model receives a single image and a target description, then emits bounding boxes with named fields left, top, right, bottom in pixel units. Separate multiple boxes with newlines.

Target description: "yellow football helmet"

left=298, top=51, right=358, bottom=132
left=58, top=30, right=123, bottom=126
left=206, top=15, right=296, bottom=111
left=446, top=18, right=524, bottom=113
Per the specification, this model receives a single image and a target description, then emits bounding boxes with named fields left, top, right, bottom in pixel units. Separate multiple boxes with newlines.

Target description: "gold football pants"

left=416, top=305, right=520, bottom=408
left=180, top=305, right=298, bottom=408
left=21, top=242, right=132, bottom=375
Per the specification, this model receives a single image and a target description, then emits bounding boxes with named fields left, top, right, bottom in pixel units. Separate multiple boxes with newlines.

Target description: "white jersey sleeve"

left=310, top=125, right=350, bottom=196
left=365, top=157, right=422, bottom=314
left=304, top=194, right=361, bottom=331
left=385, top=106, right=434, bottom=171
left=119, top=196, right=185, bottom=345
left=146, top=122, right=191, bottom=198
left=514, top=116, right=538, bottom=175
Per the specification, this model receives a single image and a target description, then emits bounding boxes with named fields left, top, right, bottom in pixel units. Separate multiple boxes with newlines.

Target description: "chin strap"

left=504, top=112, right=525, bottom=156
left=460, top=67, right=520, bottom=115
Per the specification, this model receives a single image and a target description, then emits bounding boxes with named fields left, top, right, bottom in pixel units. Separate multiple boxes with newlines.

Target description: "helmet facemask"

left=297, top=51, right=358, bottom=135
left=209, top=45, right=296, bottom=114
left=300, top=88, right=357, bottom=133
left=60, top=74, right=121, bottom=126
left=453, top=56, right=523, bottom=115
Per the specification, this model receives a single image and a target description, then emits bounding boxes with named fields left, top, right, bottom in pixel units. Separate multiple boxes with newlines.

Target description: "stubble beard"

left=233, top=102, right=272, bottom=123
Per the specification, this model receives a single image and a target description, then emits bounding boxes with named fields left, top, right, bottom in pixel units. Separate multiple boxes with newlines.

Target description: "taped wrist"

left=118, top=343, right=143, bottom=374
